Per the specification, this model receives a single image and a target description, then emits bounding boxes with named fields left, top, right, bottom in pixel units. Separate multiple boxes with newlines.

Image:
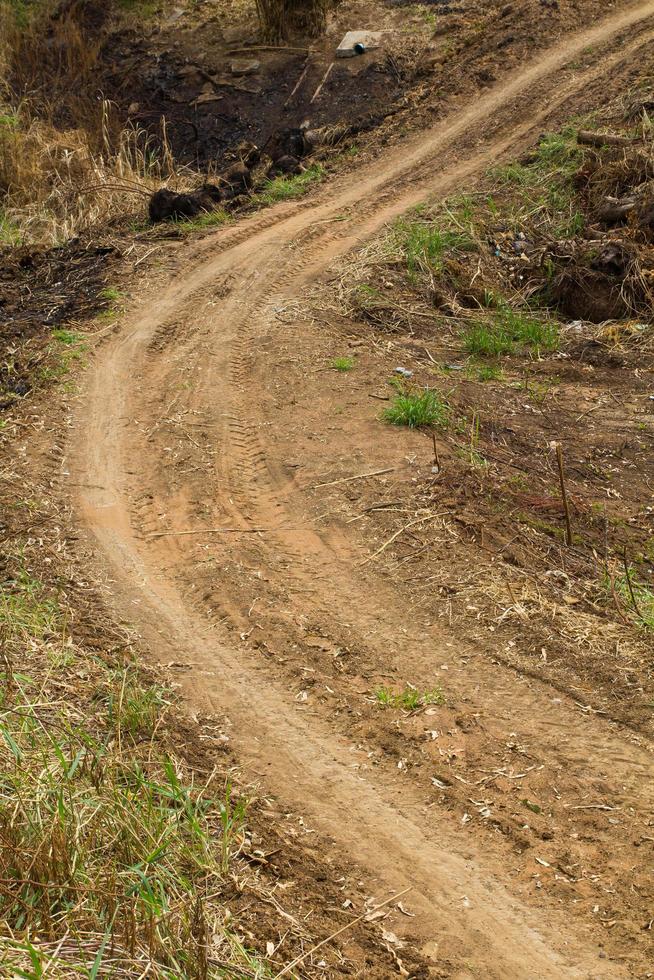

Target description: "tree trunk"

left=256, top=0, right=331, bottom=42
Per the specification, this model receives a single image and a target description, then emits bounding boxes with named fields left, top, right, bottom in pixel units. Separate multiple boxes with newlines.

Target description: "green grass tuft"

left=0, top=209, right=21, bottom=246
left=331, top=356, right=355, bottom=372
left=397, top=220, right=477, bottom=276
left=375, top=685, right=445, bottom=710
left=383, top=389, right=448, bottom=429
left=464, top=306, right=559, bottom=357
left=257, top=164, right=325, bottom=205
left=176, top=207, right=231, bottom=233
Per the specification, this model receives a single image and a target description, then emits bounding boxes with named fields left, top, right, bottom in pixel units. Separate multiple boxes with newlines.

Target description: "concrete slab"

left=336, top=30, right=385, bottom=58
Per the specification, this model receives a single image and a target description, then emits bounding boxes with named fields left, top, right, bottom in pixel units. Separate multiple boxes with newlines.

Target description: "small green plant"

left=51, top=328, right=83, bottom=346
left=472, top=363, right=503, bottom=382
left=464, top=306, right=559, bottom=357
left=331, top=356, right=355, bottom=372
left=522, top=799, right=542, bottom=814
left=466, top=411, right=487, bottom=468
left=383, top=389, right=448, bottom=429
left=100, top=286, right=123, bottom=304
left=257, top=164, right=324, bottom=205
left=374, top=685, right=445, bottom=710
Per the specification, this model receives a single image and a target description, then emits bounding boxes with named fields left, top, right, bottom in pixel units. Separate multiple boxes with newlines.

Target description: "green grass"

left=397, top=220, right=477, bottom=277
left=331, top=356, right=355, bottom=372
left=0, top=569, right=61, bottom=643
left=382, top=389, right=449, bottom=429
left=99, top=286, right=123, bottom=304
left=471, top=363, right=504, bottom=382
left=464, top=306, right=559, bottom=357
left=51, top=328, right=83, bottom=346
left=42, top=329, right=86, bottom=382
left=0, top=209, right=21, bottom=246
left=375, top=685, right=445, bottom=710
left=176, top=207, right=231, bottom=233
left=257, top=164, right=325, bottom=205
left=0, top=558, right=264, bottom=978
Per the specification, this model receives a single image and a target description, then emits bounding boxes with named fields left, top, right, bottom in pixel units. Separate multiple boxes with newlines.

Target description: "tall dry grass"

left=0, top=1, right=194, bottom=245
left=0, top=101, right=189, bottom=244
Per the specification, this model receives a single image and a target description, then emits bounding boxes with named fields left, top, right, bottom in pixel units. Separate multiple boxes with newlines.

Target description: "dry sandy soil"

left=5, top=0, right=654, bottom=976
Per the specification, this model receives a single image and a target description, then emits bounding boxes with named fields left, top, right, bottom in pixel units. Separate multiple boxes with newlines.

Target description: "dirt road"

left=68, top=4, right=654, bottom=976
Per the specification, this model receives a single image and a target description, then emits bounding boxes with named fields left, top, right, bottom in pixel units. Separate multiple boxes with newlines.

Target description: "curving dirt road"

left=68, top=5, right=654, bottom=977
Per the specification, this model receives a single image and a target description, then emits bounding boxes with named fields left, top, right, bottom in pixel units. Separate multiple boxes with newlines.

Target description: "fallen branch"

left=284, top=59, right=311, bottom=107
left=310, top=61, right=334, bottom=104
left=358, top=513, right=448, bottom=566
left=310, top=467, right=395, bottom=490
left=274, top=887, right=411, bottom=979
left=554, top=442, right=573, bottom=547
left=622, top=546, right=646, bottom=622
left=577, top=130, right=640, bottom=147
left=147, top=526, right=279, bottom=539
left=565, top=804, right=620, bottom=811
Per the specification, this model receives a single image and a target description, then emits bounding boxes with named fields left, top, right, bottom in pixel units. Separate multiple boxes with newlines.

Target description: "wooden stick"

left=147, top=527, right=276, bottom=539
left=577, top=130, right=639, bottom=147
left=229, top=45, right=309, bottom=54
left=310, top=61, right=334, bottom=104
left=554, top=442, right=573, bottom=547
left=358, top=513, right=447, bottom=566
left=622, top=546, right=645, bottom=621
left=284, top=59, right=310, bottom=107
left=311, top=467, right=395, bottom=490
left=274, top=887, right=411, bottom=979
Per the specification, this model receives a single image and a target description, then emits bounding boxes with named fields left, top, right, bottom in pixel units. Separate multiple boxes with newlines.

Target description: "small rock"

left=336, top=30, right=385, bottom=58
left=230, top=59, right=261, bottom=76
left=193, top=92, right=223, bottom=106
left=394, top=366, right=413, bottom=378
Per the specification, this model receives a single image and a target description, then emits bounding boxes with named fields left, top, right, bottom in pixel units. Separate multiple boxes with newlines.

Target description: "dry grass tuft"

left=0, top=100, right=196, bottom=245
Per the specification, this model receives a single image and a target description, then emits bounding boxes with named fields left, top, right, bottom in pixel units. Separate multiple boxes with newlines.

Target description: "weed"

left=473, top=363, right=503, bottom=382
left=383, top=389, right=449, bottom=429
left=257, top=164, right=324, bottom=205
left=51, top=328, right=83, bottom=346
left=0, top=208, right=21, bottom=245
left=464, top=305, right=559, bottom=357
left=397, top=220, right=476, bottom=277
left=464, top=322, right=514, bottom=356
left=117, top=0, right=160, bottom=14
left=176, top=207, right=230, bottom=233
left=99, top=286, right=123, bottom=304
left=466, top=411, right=487, bottom=468
left=374, top=685, right=445, bottom=710
left=522, top=799, right=542, bottom=814
left=331, top=356, right=355, bottom=371
left=0, top=569, right=61, bottom=647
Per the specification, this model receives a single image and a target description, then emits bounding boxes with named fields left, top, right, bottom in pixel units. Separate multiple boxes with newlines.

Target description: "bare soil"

left=50, top=3, right=654, bottom=976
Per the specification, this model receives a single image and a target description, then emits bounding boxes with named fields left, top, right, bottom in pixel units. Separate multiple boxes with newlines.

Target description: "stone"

left=335, top=30, right=385, bottom=58
left=192, top=92, right=223, bottom=106
left=230, top=59, right=261, bottom=76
